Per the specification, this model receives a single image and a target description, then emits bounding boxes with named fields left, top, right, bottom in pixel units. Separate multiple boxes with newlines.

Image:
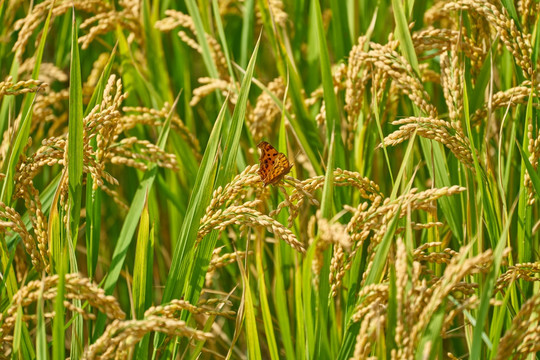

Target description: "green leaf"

left=314, top=126, right=336, bottom=359
left=142, top=0, right=171, bottom=102
left=516, top=92, right=540, bottom=204
left=255, top=238, right=279, bottom=360
left=518, top=145, right=540, bottom=202
left=303, top=238, right=317, bottom=358
left=391, top=0, right=419, bottom=73
left=244, top=269, right=262, bottom=360
left=12, top=306, right=23, bottom=358
left=240, top=0, right=255, bottom=67
left=313, top=0, right=345, bottom=168
left=211, top=0, right=236, bottom=83
left=133, top=197, right=152, bottom=319
left=53, top=246, right=67, bottom=360
left=66, top=13, right=84, bottom=358
left=133, top=198, right=154, bottom=359
left=36, top=278, right=47, bottom=360
left=67, top=9, right=83, bottom=203
left=273, top=243, right=296, bottom=360
left=184, top=0, right=220, bottom=79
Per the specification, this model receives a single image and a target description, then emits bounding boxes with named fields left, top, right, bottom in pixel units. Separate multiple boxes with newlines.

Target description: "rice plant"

left=0, top=0, right=539, bottom=359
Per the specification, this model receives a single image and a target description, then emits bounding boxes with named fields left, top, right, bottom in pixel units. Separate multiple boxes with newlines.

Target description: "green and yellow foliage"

left=0, top=0, right=539, bottom=359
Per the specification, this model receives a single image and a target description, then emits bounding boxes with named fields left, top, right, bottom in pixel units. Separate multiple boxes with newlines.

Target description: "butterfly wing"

left=265, top=153, right=292, bottom=185
left=257, top=141, right=278, bottom=185
left=257, top=141, right=292, bottom=186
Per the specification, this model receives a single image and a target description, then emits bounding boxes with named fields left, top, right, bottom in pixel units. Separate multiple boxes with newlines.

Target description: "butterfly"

left=257, top=141, right=293, bottom=186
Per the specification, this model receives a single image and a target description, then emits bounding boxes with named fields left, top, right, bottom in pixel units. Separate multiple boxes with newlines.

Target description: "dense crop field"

left=0, top=0, right=539, bottom=359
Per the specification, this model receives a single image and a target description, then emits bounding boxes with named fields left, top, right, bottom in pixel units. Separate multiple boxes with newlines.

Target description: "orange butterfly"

left=257, top=141, right=293, bottom=186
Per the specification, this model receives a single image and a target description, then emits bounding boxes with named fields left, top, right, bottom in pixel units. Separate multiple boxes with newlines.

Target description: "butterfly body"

left=257, top=141, right=293, bottom=186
